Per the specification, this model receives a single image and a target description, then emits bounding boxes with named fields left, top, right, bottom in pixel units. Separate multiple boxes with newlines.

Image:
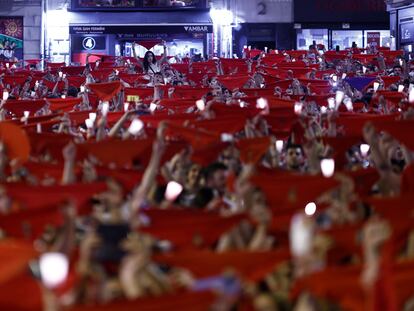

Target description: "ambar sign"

left=184, top=26, right=209, bottom=32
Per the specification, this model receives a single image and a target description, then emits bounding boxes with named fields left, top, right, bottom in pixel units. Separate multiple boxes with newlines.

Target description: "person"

left=132, top=41, right=168, bottom=77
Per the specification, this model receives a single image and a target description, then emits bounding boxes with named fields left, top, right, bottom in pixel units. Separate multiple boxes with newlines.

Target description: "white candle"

left=276, top=140, right=284, bottom=153
left=360, top=144, right=370, bottom=157
left=320, top=158, right=335, bottom=178
left=85, top=118, right=94, bottom=129
left=101, top=102, right=109, bottom=116
left=88, top=113, right=97, bottom=123
left=256, top=97, right=268, bottom=109
left=128, top=118, right=144, bottom=135
left=39, top=252, right=69, bottom=288
left=165, top=181, right=183, bottom=201
left=196, top=99, right=205, bottom=111
left=304, top=202, right=317, bottom=216
left=2, top=91, right=9, bottom=101
left=294, top=102, right=303, bottom=115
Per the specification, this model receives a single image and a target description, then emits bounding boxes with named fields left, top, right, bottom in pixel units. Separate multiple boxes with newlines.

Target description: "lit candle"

left=304, top=202, right=317, bottom=216
left=85, top=118, right=94, bottom=129
left=39, top=252, right=69, bottom=288
left=128, top=118, right=144, bottom=135
left=196, top=99, right=205, bottom=111
left=294, top=102, right=303, bottom=115
left=360, top=144, right=370, bottom=157
left=320, top=158, right=335, bottom=178
left=256, top=97, right=268, bottom=109
left=2, top=91, right=9, bottom=101
left=101, top=102, right=109, bottom=116
left=165, top=181, right=183, bottom=202
left=275, top=140, right=283, bottom=153
left=88, top=113, right=97, bottom=123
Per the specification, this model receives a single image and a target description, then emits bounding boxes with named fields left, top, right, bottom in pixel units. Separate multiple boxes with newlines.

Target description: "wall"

left=231, top=0, right=293, bottom=24
left=0, top=1, right=42, bottom=60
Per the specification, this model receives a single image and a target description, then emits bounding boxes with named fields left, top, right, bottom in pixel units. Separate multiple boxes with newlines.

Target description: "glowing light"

left=101, top=102, right=109, bottom=116
left=360, top=144, right=370, bottom=157
left=276, top=140, right=284, bottom=153
left=290, top=214, right=312, bottom=257
left=39, top=252, right=69, bottom=288
left=210, top=8, right=233, bottom=26
left=196, top=99, right=205, bottom=111
left=85, top=118, right=94, bottom=129
left=149, top=103, right=157, bottom=112
left=256, top=97, right=268, bottom=109
left=320, top=159, right=335, bottom=178
left=165, top=181, right=183, bottom=201
left=304, top=202, right=317, bottom=216
left=409, top=88, right=414, bottom=103
left=88, top=113, right=96, bottom=123
left=128, top=118, right=144, bottom=135
left=294, top=102, right=303, bottom=115
left=23, top=111, right=30, bottom=118
left=221, top=133, right=234, bottom=142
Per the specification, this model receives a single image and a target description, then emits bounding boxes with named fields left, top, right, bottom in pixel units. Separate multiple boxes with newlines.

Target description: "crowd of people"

left=0, top=42, right=414, bottom=311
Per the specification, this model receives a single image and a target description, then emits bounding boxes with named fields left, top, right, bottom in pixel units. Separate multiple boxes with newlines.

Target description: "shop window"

left=296, top=29, right=328, bottom=50
left=332, top=30, right=363, bottom=50
left=364, top=30, right=391, bottom=49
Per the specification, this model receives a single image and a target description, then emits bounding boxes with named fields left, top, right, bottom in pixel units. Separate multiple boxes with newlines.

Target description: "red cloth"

left=165, top=123, right=220, bottom=150
left=87, top=81, right=123, bottom=101
left=67, top=76, right=86, bottom=88
left=2, top=74, right=29, bottom=87
left=137, top=39, right=162, bottom=50
left=47, top=97, right=82, bottom=113
left=61, top=66, right=86, bottom=76
left=236, top=137, right=271, bottom=163
left=171, top=86, right=210, bottom=99
left=77, top=138, right=153, bottom=167
left=141, top=210, right=246, bottom=249
left=217, top=75, right=250, bottom=90
left=155, top=248, right=290, bottom=281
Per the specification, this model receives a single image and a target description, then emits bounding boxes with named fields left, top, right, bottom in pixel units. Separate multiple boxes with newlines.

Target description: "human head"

left=144, top=51, right=156, bottom=65
left=393, top=65, right=403, bottom=76
left=285, top=143, right=304, bottom=171
left=203, top=162, right=227, bottom=193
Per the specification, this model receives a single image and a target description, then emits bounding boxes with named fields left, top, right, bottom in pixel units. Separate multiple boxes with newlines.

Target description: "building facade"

left=387, top=0, right=414, bottom=52
left=0, top=0, right=42, bottom=61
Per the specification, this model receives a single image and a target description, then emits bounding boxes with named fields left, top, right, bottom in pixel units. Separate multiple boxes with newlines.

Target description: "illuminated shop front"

left=68, top=0, right=213, bottom=64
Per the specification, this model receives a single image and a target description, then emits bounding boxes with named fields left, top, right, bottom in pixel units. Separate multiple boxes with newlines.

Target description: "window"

left=296, top=29, right=328, bottom=50
left=332, top=30, right=363, bottom=50
left=364, top=30, right=391, bottom=48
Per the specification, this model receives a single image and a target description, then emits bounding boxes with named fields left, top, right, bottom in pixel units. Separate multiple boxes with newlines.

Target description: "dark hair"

left=67, top=86, right=78, bottom=97
left=203, top=162, right=227, bottom=181
left=143, top=51, right=157, bottom=72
